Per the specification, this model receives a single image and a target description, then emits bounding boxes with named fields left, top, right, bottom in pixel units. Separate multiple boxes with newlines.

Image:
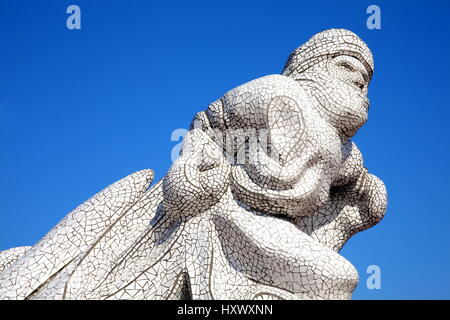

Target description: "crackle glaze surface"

left=0, top=29, right=387, bottom=300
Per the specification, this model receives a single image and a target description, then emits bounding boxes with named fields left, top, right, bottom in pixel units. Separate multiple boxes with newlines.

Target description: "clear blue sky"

left=0, top=0, right=449, bottom=299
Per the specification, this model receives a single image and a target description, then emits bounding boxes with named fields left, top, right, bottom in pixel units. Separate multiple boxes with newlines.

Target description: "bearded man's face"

left=297, top=55, right=371, bottom=140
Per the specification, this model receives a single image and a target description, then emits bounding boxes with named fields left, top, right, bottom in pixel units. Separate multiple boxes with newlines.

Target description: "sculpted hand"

left=293, top=141, right=387, bottom=251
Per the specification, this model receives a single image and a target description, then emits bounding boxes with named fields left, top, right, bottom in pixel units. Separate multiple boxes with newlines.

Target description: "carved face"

left=296, top=55, right=371, bottom=140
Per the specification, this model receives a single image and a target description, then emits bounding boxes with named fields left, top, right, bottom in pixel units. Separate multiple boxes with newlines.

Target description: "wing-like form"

left=0, top=170, right=158, bottom=299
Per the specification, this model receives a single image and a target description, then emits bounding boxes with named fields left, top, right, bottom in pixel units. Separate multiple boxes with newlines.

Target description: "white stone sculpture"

left=0, top=29, right=387, bottom=300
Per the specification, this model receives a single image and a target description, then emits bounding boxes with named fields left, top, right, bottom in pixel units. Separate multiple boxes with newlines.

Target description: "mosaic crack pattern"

left=0, top=29, right=387, bottom=300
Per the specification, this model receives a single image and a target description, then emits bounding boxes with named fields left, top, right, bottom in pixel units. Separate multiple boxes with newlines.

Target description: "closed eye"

left=337, top=62, right=355, bottom=72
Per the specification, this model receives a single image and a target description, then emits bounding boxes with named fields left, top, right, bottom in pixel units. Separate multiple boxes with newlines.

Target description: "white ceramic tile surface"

left=0, top=29, right=387, bottom=300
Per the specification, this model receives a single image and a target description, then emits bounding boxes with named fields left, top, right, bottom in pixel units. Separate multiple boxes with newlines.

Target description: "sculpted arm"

left=295, top=140, right=387, bottom=251
left=191, top=74, right=338, bottom=217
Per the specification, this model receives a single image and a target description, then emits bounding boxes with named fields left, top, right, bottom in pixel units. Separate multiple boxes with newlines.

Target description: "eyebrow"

left=341, top=56, right=371, bottom=83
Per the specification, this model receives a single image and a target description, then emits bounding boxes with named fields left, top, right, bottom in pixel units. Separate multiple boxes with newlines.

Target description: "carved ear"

left=267, top=96, right=305, bottom=164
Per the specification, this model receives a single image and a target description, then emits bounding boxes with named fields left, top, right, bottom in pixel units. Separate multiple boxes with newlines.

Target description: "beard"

left=297, top=75, right=369, bottom=140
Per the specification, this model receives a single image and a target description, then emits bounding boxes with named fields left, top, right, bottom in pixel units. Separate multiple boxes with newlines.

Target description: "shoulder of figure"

left=221, top=74, right=306, bottom=102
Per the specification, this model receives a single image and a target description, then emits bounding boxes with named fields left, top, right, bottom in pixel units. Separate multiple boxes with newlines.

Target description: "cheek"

left=314, top=78, right=350, bottom=112
left=315, top=79, right=369, bottom=128
left=328, top=77, right=368, bottom=116
left=306, top=75, right=369, bottom=121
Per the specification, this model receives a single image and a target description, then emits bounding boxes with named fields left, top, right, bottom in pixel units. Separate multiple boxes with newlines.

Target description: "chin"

left=341, top=105, right=368, bottom=138
left=337, top=91, right=369, bottom=136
